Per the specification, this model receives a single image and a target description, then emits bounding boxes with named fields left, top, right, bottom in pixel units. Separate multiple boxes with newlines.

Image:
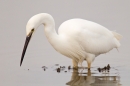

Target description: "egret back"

left=58, top=19, right=121, bottom=56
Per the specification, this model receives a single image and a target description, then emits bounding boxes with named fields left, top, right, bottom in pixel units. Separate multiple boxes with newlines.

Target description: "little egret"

left=20, top=13, right=121, bottom=70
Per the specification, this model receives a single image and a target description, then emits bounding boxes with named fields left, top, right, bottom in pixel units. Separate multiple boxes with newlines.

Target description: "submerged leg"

left=72, top=59, right=78, bottom=69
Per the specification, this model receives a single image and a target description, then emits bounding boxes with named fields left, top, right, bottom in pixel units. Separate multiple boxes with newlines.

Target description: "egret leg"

left=87, top=61, right=91, bottom=70
left=72, top=59, right=78, bottom=69
left=86, top=54, right=95, bottom=70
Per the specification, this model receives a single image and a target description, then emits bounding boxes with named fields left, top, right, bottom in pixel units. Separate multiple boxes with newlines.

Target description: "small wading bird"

left=20, top=13, right=121, bottom=70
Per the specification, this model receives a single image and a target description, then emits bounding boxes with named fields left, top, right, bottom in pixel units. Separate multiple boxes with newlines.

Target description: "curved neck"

left=40, top=14, right=57, bottom=38
left=38, top=13, right=59, bottom=46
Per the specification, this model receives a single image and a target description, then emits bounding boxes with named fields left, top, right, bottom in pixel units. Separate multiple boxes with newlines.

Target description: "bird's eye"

left=31, top=29, right=34, bottom=32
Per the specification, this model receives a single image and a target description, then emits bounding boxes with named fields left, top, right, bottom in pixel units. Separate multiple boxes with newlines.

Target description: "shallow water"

left=1, top=59, right=129, bottom=86
left=0, top=49, right=130, bottom=86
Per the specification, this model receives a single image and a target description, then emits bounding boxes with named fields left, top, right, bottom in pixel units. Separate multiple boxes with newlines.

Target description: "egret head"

left=20, top=14, right=44, bottom=66
left=20, top=13, right=55, bottom=66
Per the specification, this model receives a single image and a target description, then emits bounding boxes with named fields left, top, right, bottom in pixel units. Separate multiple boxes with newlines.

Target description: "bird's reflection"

left=66, top=69, right=121, bottom=86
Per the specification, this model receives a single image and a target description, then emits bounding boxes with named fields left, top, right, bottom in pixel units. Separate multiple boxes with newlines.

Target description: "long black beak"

left=20, top=29, right=34, bottom=66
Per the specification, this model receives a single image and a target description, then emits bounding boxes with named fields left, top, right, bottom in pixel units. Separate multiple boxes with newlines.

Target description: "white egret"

left=20, top=13, right=121, bottom=70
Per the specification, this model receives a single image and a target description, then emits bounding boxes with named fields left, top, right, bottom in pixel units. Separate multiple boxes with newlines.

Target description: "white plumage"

left=20, top=13, right=121, bottom=70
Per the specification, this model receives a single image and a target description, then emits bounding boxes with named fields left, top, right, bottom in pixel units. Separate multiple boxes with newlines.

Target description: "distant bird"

left=20, top=13, right=122, bottom=70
